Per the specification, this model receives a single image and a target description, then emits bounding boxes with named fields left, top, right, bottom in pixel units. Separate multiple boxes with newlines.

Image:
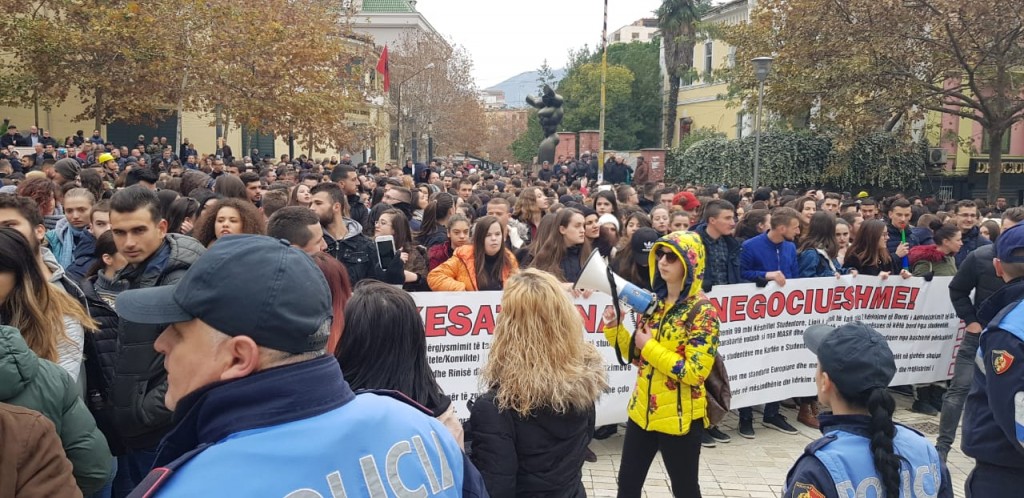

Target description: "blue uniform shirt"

left=784, top=414, right=953, bottom=498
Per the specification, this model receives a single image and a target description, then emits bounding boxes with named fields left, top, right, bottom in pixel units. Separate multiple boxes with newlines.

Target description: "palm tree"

left=657, top=0, right=702, bottom=148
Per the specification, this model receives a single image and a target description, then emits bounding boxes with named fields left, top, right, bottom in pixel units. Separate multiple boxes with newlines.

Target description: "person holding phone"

left=374, top=208, right=427, bottom=291
left=310, top=183, right=403, bottom=287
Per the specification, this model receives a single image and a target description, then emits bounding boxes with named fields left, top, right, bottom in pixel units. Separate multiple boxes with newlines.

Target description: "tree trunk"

left=94, top=87, right=104, bottom=133
left=986, top=127, right=1005, bottom=202
left=665, top=75, right=679, bottom=148
left=176, top=70, right=189, bottom=148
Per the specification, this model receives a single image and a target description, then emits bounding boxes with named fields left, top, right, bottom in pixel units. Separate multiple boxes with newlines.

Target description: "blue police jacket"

left=132, top=356, right=487, bottom=497
left=962, top=280, right=1024, bottom=471
left=784, top=414, right=953, bottom=498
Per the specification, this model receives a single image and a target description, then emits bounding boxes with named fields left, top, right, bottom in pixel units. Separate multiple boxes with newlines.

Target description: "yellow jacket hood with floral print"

left=648, top=230, right=706, bottom=305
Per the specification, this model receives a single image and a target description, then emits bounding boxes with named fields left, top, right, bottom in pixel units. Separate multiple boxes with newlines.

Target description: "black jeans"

left=617, top=420, right=703, bottom=498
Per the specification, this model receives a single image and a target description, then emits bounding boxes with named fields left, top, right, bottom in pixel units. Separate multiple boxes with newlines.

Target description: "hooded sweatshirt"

left=40, top=248, right=86, bottom=379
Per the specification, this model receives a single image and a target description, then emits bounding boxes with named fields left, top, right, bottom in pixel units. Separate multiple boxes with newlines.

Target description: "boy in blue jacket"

left=737, top=206, right=802, bottom=439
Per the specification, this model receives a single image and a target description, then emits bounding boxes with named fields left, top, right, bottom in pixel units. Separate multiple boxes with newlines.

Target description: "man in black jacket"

left=108, top=186, right=205, bottom=489
left=693, top=199, right=740, bottom=447
left=310, top=183, right=403, bottom=286
left=937, top=207, right=1024, bottom=461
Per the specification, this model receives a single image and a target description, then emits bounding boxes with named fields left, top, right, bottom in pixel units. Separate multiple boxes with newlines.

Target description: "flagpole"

left=597, top=0, right=609, bottom=184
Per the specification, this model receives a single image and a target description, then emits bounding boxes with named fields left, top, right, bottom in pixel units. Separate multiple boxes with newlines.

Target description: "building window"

left=736, top=112, right=745, bottom=139
left=647, top=33, right=654, bottom=39
left=982, top=129, right=1011, bottom=155
left=632, top=32, right=640, bottom=40
left=703, top=42, right=713, bottom=81
left=613, top=33, right=621, bottom=42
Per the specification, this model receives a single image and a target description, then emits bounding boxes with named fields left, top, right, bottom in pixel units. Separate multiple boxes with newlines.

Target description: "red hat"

left=672, top=191, right=700, bottom=212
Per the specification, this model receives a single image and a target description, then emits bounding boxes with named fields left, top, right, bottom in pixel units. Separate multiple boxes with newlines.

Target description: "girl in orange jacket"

left=428, top=216, right=518, bottom=291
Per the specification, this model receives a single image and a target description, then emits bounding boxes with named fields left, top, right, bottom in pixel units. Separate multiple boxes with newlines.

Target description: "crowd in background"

left=0, top=125, right=1014, bottom=497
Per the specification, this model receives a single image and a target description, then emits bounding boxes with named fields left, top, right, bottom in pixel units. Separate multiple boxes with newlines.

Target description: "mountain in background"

left=485, top=68, right=567, bottom=108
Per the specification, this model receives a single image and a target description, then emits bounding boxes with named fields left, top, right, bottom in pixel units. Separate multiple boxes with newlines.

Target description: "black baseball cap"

left=803, top=322, right=896, bottom=397
left=631, top=228, right=660, bottom=267
left=116, top=235, right=331, bottom=354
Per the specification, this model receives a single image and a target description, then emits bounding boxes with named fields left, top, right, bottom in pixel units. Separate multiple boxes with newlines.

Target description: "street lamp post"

left=752, top=56, right=773, bottom=189
left=427, top=120, right=433, bottom=164
left=396, top=62, right=435, bottom=161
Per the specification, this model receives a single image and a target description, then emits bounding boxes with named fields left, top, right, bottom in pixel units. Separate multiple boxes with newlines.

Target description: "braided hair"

left=849, top=387, right=901, bottom=497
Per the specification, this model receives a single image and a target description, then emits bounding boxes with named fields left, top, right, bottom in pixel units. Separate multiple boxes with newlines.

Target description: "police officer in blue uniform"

left=962, top=221, right=1024, bottom=496
left=783, top=322, right=953, bottom=497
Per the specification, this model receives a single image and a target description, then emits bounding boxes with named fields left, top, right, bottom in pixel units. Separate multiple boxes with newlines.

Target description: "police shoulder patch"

left=792, top=482, right=826, bottom=498
left=994, top=349, right=1015, bottom=375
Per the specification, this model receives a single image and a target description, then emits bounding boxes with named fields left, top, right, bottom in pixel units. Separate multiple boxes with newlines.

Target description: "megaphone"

left=575, top=249, right=657, bottom=315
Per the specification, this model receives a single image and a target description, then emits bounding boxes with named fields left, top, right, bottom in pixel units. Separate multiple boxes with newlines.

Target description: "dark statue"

left=525, top=84, right=564, bottom=165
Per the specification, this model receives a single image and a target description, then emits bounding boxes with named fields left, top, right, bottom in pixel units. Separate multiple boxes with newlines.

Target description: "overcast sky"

left=416, top=0, right=664, bottom=89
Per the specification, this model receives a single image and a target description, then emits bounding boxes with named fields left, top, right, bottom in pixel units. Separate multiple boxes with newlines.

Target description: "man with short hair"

left=954, top=200, right=991, bottom=266
left=116, top=235, right=485, bottom=496
left=0, top=124, right=28, bottom=148
left=885, top=198, right=917, bottom=271
left=820, top=193, right=841, bottom=214
left=45, top=188, right=97, bottom=281
left=858, top=198, right=879, bottom=220
left=939, top=208, right=1024, bottom=462
left=457, top=179, right=473, bottom=202
left=656, top=187, right=676, bottom=207
left=88, top=130, right=104, bottom=145
left=962, top=220, right=1024, bottom=496
left=738, top=206, right=802, bottom=439
left=239, top=171, right=262, bottom=205
left=331, top=164, right=367, bottom=227
left=310, top=183, right=403, bottom=286
left=107, top=186, right=205, bottom=489
left=694, top=199, right=739, bottom=447
left=487, top=197, right=523, bottom=250
left=267, top=206, right=327, bottom=255
left=260, top=190, right=289, bottom=220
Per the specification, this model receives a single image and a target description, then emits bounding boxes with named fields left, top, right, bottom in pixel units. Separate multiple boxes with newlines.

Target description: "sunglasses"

left=656, top=249, right=679, bottom=263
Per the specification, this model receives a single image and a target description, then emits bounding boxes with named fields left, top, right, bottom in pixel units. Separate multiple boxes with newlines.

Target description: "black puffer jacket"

left=109, top=233, right=204, bottom=450
left=79, top=275, right=124, bottom=454
left=956, top=225, right=991, bottom=267
left=469, top=391, right=594, bottom=498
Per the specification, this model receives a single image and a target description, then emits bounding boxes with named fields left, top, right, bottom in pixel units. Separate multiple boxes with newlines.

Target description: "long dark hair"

left=847, top=387, right=901, bottom=498
left=417, top=192, right=455, bottom=242
left=528, top=208, right=590, bottom=282
left=591, top=190, right=619, bottom=218
left=213, top=174, right=248, bottom=201
left=737, top=208, right=769, bottom=240
left=85, top=230, right=118, bottom=278
left=848, top=219, right=891, bottom=267
left=335, top=281, right=447, bottom=412
left=798, top=211, right=839, bottom=258
left=472, top=216, right=510, bottom=290
left=165, top=197, right=199, bottom=235
left=382, top=208, right=414, bottom=251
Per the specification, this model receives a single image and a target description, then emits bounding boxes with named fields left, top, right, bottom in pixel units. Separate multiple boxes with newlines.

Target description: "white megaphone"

left=575, top=249, right=657, bottom=315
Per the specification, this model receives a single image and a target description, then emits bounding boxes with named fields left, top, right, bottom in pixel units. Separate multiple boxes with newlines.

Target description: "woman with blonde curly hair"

left=192, top=198, right=265, bottom=247
left=469, top=268, right=607, bottom=498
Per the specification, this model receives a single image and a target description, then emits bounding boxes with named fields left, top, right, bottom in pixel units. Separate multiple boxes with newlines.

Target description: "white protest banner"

left=416, top=275, right=962, bottom=426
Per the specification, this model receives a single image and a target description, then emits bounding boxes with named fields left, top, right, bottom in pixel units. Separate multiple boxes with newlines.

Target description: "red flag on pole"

left=376, top=45, right=390, bottom=92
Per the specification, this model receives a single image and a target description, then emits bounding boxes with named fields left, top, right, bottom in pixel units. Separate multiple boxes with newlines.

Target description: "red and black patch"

left=792, top=482, right=825, bottom=498
left=993, top=349, right=1015, bottom=375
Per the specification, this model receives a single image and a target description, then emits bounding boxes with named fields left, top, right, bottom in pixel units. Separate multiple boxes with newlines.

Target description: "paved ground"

left=584, top=395, right=970, bottom=497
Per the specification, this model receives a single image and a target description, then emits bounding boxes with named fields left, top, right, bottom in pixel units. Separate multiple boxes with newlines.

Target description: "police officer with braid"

left=783, top=322, right=953, bottom=498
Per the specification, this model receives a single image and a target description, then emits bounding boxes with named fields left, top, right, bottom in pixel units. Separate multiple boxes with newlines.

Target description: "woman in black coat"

left=470, top=269, right=607, bottom=498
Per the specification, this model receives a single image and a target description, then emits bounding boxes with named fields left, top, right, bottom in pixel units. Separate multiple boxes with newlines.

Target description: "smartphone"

left=375, top=235, right=395, bottom=268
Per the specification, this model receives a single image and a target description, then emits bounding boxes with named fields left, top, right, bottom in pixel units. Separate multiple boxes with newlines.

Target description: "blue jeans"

left=112, top=447, right=158, bottom=498
left=739, top=402, right=780, bottom=422
left=936, top=331, right=979, bottom=454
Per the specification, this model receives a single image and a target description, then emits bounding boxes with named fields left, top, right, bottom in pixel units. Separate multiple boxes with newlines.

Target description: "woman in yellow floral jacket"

left=603, top=230, right=720, bottom=498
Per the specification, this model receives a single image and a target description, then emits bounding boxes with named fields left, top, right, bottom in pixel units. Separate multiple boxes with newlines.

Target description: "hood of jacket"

left=340, top=218, right=363, bottom=241
left=909, top=244, right=947, bottom=265
left=40, top=246, right=66, bottom=283
left=0, top=326, right=39, bottom=400
left=977, top=277, right=1024, bottom=326
left=648, top=231, right=706, bottom=304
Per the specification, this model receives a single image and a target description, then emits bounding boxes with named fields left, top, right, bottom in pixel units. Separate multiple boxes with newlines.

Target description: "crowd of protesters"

left=0, top=126, right=1018, bottom=497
